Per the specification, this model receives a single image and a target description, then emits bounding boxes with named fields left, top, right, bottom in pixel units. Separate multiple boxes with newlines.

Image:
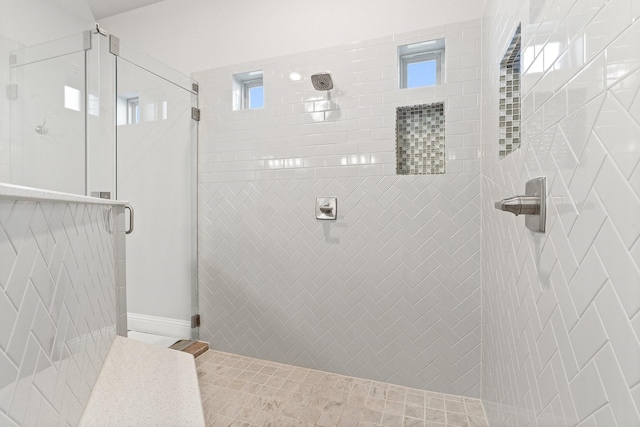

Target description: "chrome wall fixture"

left=495, top=177, right=546, bottom=232
left=316, top=197, right=337, bottom=220
left=311, top=73, right=333, bottom=91
left=35, top=118, right=48, bottom=135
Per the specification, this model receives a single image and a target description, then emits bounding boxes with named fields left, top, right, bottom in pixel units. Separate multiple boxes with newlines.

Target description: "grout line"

left=199, top=349, right=484, bottom=425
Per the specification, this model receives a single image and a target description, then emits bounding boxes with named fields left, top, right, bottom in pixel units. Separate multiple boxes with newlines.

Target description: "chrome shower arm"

left=494, top=177, right=546, bottom=232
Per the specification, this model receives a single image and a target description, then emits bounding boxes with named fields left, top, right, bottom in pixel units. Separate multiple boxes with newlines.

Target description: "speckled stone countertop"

left=79, top=336, right=205, bottom=426
left=0, top=182, right=128, bottom=205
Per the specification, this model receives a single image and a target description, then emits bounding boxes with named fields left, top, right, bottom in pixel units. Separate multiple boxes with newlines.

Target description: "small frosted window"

left=161, top=100, right=168, bottom=120
left=249, top=85, right=264, bottom=109
left=398, top=39, right=444, bottom=89
left=233, top=70, right=264, bottom=110
left=64, top=86, right=81, bottom=111
left=406, top=60, right=437, bottom=88
left=88, top=94, right=100, bottom=117
left=127, top=97, right=140, bottom=124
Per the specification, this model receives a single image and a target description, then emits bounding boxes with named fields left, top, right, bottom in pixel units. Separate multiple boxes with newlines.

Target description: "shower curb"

left=79, top=336, right=205, bottom=426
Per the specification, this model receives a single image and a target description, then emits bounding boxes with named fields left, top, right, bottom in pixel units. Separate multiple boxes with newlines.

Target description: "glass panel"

left=10, top=33, right=86, bottom=67
left=116, top=57, right=198, bottom=343
left=407, top=60, right=437, bottom=88
left=86, top=33, right=117, bottom=200
left=249, top=85, right=264, bottom=109
left=117, top=40, right=197, bottom=94
left=9, top=49, right=86, bottom=194
left=232, top=70, right=263, bottom=110
left=398, top=38, right=445, bottom=89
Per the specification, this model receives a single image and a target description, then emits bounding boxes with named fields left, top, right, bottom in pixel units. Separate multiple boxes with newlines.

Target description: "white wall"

left=0, top=0, right=94, bottom=47
left=195, top=19, right=483, bottom=396
left=481, top=0, right=640, bottom=425
left=99, top=0, right=485, bottom=75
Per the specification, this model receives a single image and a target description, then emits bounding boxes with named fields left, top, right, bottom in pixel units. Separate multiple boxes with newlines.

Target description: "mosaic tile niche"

left=395, top=102, right=445, bottom=175
left=498, top=24, right=521, bottom=158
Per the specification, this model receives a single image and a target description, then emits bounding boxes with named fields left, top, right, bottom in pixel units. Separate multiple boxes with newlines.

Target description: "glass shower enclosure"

left=5, top=30, right=199, bottom=346
left=114, top=37, right=199, bottom=346
left=7, top=33, right=88, bottom=194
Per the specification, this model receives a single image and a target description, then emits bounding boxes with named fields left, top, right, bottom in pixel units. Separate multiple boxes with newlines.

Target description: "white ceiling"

left=87, top=0, right=165, bottom=20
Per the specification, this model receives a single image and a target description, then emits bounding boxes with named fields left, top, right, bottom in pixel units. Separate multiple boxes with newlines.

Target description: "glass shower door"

left=115, top=47, right=198, bottom=346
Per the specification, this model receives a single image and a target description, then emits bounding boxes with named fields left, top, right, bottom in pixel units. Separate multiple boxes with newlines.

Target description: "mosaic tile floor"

left=196, top=350, right=489, bottom=427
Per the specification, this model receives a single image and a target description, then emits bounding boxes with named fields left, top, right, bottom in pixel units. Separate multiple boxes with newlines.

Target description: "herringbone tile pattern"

left=482, top=0, right=640, bottom=426
left=0, top=200, right=117, bottom=426
left=196, top=21, right=483, bottom=399
left=199, top=174, right=482, bottom=397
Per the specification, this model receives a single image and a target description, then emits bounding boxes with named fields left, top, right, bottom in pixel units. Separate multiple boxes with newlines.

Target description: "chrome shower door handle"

left=494, top=177, right=546, bottom=233
left=125, top=205, right=134, bottom=234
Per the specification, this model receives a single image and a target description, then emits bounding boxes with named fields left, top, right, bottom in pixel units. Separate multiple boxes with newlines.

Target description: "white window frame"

left=398, top=39, right=445, bottom=89
left=233, top=70, right=264, bottom=110
left=127, top=97, right=140, bottom=124
left=243, top=78, right=263, bottom=110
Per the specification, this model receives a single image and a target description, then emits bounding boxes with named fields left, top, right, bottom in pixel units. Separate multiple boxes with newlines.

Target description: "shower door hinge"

left=192, top=82, right=199, bottom=93
left=83, top=30, right=92, bottom=50
left=6, top=84, right=17, bottom=100
left=191, top=314, right=201, bottom=328
left=191, top=107, right=201, bottom=121
left=95, top=23, right=109, bottom=37
left=109, top=35, right=120, bottom=56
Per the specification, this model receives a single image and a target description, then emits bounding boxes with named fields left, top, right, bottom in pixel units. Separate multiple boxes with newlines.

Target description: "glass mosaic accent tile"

left=499, top=24, right=521, bottom=159
left=396, top=102, right=445, bottom=175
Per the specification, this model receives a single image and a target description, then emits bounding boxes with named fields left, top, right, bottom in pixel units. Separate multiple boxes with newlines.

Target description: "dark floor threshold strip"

left=171, top=340, right=210, bottom=358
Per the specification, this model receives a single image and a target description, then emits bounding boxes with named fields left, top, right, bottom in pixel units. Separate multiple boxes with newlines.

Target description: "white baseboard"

left=127, top=313, right=191, bottom=339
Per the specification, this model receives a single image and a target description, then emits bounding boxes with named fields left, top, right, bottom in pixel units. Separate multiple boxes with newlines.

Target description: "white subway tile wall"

left=195, top=19, right=482, bottom=182
left=0, top=200, right=118, bottom=426
left=195, top=20, right=483, bottom=397
left=482, top=0, right=640, bottom=426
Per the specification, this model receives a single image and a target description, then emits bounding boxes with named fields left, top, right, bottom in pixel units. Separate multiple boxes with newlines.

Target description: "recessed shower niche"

left=395, top=102, right=445, bottom=175
left=499, top=24, right=521, bottom=158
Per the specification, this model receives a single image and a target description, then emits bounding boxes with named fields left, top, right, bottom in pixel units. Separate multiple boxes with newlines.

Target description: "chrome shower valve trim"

left=495, top=177, right=546, bottom=233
